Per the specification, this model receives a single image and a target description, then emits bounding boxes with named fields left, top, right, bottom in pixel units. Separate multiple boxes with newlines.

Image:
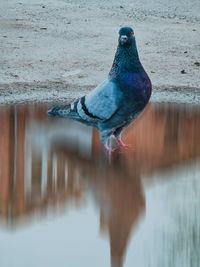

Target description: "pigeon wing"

left=77, top=79, right=123, bottom=123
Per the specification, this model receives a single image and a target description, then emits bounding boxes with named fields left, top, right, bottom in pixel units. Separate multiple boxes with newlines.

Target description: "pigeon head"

left=109, top=26, right=141, bottom=77
left=118, top=27, right=135, bottom=47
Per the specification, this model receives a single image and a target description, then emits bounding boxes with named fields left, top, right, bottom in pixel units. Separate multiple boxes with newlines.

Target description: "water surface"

left=0, top=103, right=200, bottom=267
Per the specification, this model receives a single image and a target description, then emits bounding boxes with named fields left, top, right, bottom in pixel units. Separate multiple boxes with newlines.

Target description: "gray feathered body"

left=48, top=27, right=152, bottom=147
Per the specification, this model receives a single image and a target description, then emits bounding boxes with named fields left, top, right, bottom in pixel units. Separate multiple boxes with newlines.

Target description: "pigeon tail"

left=48, top=105, right=69, bottom=117
left=47, top=103, right=81, bottom=121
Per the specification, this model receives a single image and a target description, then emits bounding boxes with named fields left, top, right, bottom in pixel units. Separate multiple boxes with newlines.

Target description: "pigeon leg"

left=103, top=140, right=119, bottom=161
left=104, top=140, right=117, bottom=153
left=113, top=128, right=132, bottom=149
left=100, top=130, right=118, bottom=154
left=116, top=132, right=132, bottom=149
left=117, top=138, right=132, bottom=148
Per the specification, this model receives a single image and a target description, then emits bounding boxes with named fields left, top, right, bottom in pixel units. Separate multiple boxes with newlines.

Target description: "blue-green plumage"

left=48, top=26, right=152, bottom=151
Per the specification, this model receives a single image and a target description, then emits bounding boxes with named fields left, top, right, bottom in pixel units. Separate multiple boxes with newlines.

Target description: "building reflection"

left=0, top=103, right=200, bottom=267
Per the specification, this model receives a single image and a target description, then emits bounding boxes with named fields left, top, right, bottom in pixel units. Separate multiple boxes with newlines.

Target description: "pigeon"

left=48, top=27, right=152, bottom=152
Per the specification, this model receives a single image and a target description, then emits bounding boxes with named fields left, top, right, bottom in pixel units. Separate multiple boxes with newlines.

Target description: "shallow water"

left=0, top=103, right=200, bottom=267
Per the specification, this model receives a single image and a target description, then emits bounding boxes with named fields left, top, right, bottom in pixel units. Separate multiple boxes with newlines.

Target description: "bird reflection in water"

left=0, top=103, right=200, bottom=267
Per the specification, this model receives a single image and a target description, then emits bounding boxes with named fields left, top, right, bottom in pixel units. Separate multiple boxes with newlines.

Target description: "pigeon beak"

left=120, top=35, right=128, bottom=45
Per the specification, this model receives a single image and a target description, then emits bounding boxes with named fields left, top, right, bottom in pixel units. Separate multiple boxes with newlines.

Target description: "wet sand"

left=0, top=0, right=200, bottom=104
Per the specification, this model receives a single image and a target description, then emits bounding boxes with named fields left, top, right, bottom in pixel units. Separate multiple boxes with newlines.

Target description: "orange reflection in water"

left=0, top=103, right=200, bottom=267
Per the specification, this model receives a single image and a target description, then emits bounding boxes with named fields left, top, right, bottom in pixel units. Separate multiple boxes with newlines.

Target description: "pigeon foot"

left=117, top=138, right=132, bottom=149
left=104, top=142, right=117, bottom=153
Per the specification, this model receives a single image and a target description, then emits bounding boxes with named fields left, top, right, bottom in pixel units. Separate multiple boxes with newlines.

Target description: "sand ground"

left=0, top=0, right=200, bottom=104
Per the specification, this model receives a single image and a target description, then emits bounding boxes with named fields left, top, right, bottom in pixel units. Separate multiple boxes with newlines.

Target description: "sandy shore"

left=0, top=0, right=200, bottom=104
